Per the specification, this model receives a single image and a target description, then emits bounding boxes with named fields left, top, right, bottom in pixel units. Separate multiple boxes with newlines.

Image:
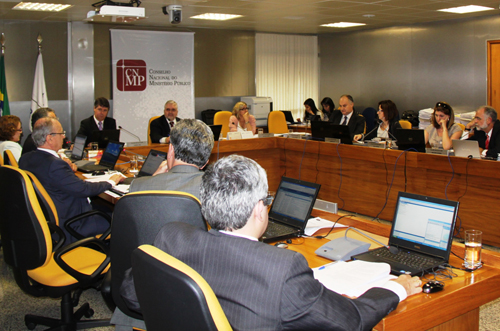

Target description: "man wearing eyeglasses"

left=19, top=117, right=123, bottom=244
left=121, top=155, right=422, bottom=331
left=466, top=106, right=500, bottom=158
left=149, top=100, right=181, bottom=144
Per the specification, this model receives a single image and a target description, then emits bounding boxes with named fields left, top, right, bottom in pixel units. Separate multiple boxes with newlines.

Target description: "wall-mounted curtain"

left=256, top=33, right=318, bottom=121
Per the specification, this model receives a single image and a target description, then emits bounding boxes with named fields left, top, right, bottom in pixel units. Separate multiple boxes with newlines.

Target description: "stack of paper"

left=313, top=260, right=396, bottom=298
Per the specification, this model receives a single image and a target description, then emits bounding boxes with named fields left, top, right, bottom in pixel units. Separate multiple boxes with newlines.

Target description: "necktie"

left=170, top=121, right=175, bottom=128
left=98, top=121, right=103, bottom=131
left=485, top=135, right=490, bottom=149
left=341, top=116, right=348, bottom=125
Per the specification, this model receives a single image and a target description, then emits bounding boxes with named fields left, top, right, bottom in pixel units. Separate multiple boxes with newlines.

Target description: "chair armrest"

left=64, top=210, right=112, bottom=241
left=47, top=222, right=66, bottom=250
left=54, top=237, right=111, bottom=286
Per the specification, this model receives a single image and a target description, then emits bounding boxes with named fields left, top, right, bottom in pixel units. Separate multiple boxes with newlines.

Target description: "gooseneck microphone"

left=345, top=227, right=399, bottom=254
left=119, top=126, right=141, bottom=142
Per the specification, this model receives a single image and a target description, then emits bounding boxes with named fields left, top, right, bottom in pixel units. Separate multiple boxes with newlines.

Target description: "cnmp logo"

left=117, top=59, right=147, bottom=91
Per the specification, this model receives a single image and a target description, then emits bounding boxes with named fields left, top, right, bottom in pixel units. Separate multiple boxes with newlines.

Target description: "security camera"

left=162, top=5, right=182, bottom=24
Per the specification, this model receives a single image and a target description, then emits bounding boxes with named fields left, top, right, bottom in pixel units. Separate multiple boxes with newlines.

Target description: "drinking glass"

left=464, top=229, right=482, bottom=270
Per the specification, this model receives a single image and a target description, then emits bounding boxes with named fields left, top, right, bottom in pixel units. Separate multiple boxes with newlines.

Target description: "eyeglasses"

left=260, top=194, right=274, bottom=206
left=50, top=131, right=66, bottom=136
left=436, top=102, right=451, bottom=111
left=165, top=108, right=177, bottom=111
left=240, top=107, right=248, bottom=111
left=15, top=129, right=23, bottom=132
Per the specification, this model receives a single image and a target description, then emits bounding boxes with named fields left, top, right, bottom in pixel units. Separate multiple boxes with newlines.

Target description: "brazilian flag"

left=0, top=54, right=10, bottom=116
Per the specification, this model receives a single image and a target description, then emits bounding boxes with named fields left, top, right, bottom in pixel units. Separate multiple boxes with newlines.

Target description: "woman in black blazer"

left=364, top=100, right=402, bottom=141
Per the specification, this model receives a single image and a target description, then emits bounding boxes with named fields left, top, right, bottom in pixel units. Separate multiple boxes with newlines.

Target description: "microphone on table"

left=345, top=227, right=399, bottom=254
left=119, top=126, right=141, bottom=142
left=362, top=119, right=381, bottom=141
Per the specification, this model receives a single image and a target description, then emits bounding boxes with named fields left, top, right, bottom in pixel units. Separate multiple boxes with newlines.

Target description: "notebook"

left=282, top=111, right=299, bottom=124
left=209, top=124, right=222, bottom=142
left=394, top=129, right=425, bottom=152
left=452, top=139, right=481, bottom=159
left=66, top=134, right=87, bottom=162
left=352, top=192, right=459, bottom=276
left=90, top=129, right=120, bottom=149
left=77, top=141, right=125, bottom=173
left=260, top=177, right=321, bottom=243
left=311, top=121, right=352, bottom=144
left=122, top=149, right=168, bottom=185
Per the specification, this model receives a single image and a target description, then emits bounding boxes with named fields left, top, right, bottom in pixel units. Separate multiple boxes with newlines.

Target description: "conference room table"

left=122, top=137, right=500, bottom=247
left=92, top=141, right=500, bottom=331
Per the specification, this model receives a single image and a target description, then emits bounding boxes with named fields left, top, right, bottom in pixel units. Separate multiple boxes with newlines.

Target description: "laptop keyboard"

left=265, top=221, right=294, bottom=237
left=368, top=247, right=439, bottom=270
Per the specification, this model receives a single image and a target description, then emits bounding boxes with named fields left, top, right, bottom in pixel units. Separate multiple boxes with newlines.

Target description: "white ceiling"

left=1, top=0, right=499, bottom=34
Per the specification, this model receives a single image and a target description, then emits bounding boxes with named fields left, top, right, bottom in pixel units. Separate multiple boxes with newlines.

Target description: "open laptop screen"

left=390, top=192, right=458, bottom=259
left=72, top=134, right=86, bottom=159
left=269, top=177, right=320, bottom=228
left=99, top=141, right=124, bottom=168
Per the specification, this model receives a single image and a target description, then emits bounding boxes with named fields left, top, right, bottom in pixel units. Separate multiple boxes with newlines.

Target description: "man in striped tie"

left=149, top=100, right=182, bottom=144
left=76, top=97, right=117, bottom=147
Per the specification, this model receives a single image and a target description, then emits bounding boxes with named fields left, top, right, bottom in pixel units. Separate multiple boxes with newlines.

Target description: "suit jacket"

left=129, top=165, right=203, bottom=199
left=149, top=115, right=181, bottom=143
left=22, top=134, right=70, bottom=155
left=19, top=150, right=112, bottom=242
left=332, top=110, right=366, bottom=138
left=467, top=120, right=500, bottom=158
left=122, top=222, right=399, bottom=331
left=364, top=119, right=402, bottom=141
left=77, top=116, right=117, bottom=146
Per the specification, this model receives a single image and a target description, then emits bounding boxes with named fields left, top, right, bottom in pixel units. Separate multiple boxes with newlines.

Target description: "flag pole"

left=1, top=33, right=5, bottom=55
left=37, top=33, right=42, bottom=53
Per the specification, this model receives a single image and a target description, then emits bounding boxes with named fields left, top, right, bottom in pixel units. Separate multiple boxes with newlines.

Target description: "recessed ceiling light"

left=363, top=14, right=375, bottom=18
left=321, top=22, right=366, bottom=28
left=438, top=5, right=494, bottom=14
left=191, top=13, right=243, bottom=21
left=13, top=2, right=72, bottom=12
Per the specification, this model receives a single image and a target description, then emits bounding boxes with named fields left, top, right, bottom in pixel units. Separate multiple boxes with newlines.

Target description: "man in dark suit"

left=76, top=97, right=117, bottom=146
left=149, top=100, right=181, bottom=144
left=22, top=107, right=70, bottom=155
left=332, top=94, right=366, bottom=141
left=466, top=106, right=500, bottom=159
left=122, top=155, right=422, bottom=330
left=130, top=119, right=214, bottom=199
left=19, top=117, right=123, bottom=243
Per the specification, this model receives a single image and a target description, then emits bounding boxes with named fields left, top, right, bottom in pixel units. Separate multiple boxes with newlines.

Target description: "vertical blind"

left=256, top=33, right=319, bottom=121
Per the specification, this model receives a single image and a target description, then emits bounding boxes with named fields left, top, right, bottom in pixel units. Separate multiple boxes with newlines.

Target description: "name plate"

left=365, top=141, right=386, bottom=149
left=288, top=133, right=304, bottom=139
left=325, top=137, right=341, bottom=144
left=227, top=132, right=242, bottom=140
left=258, top=133, right=274, bottom=138
left=426, top=148, right=448, bottom=155
left=241, top=131, right=254, bottom=139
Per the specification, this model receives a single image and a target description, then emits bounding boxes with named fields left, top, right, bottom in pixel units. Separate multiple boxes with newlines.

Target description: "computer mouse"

left=92, top=170, right=106, bottom=176
left=422, top=280, right=444, bottom=294
left=274, top=242, right=288, bottom=249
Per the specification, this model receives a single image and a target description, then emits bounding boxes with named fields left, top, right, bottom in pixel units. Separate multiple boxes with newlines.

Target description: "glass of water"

left=464, top=229, right=482, bottom=270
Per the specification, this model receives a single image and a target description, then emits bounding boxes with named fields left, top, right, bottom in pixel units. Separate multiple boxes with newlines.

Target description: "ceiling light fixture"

left=438, top=5, right=494, bottom=14
left=321, top=22, right=366, bottom=28
left=13, top=2, right=72, bottom=11
left=191, top=13, right=242, bottom=21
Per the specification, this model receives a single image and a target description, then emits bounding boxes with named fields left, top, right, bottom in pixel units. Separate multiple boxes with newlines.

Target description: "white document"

left=304, top=217, right=347, bottom=236
left=313, top=260, right=396, bottom=298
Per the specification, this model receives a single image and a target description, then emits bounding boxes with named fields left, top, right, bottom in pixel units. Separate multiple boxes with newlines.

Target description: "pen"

left=318, top=261, right=339, bottom=270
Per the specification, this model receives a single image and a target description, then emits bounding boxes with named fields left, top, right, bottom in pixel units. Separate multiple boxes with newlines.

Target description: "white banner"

left=111, top=29, right=195, bottom=142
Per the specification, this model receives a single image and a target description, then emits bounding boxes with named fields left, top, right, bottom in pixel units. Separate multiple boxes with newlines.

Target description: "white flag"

left=31, top=52, right=48, bottom=116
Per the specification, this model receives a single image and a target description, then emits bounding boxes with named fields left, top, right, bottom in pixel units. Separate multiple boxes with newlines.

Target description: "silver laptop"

left=452, top=139, right=481, bottom=159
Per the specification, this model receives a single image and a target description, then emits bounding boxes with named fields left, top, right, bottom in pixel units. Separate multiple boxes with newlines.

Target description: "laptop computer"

left=209, top=124, right=223, bottom=142
left=77, top=141, right=125, bottom=173
left=394, top=129, right=425, bottom=152
left=66, top=134, right=87, bottom=162
left=122, top=149, right=168, bottom=185
left=260, top=177, right=321, bottom=243
left=282, top=111, right=299, bottom=124
left=90, top=129, right=120, bottom=149
left=452, top=139, right=481, bottom=159
left=311, top=121, right=352, bottom=144
left=352, top=191, right=459, bottom=276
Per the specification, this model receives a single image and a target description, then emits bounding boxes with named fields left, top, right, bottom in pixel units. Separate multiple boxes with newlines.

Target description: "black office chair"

left=362, top=107, right=377, bottom=134
left=101, top=190, right=207, bottom=321
left=132, top=244, right=232, bottom=331
left=3, top=149, right=18, bottom=167
left=0, top=165, right=111, bottom=330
